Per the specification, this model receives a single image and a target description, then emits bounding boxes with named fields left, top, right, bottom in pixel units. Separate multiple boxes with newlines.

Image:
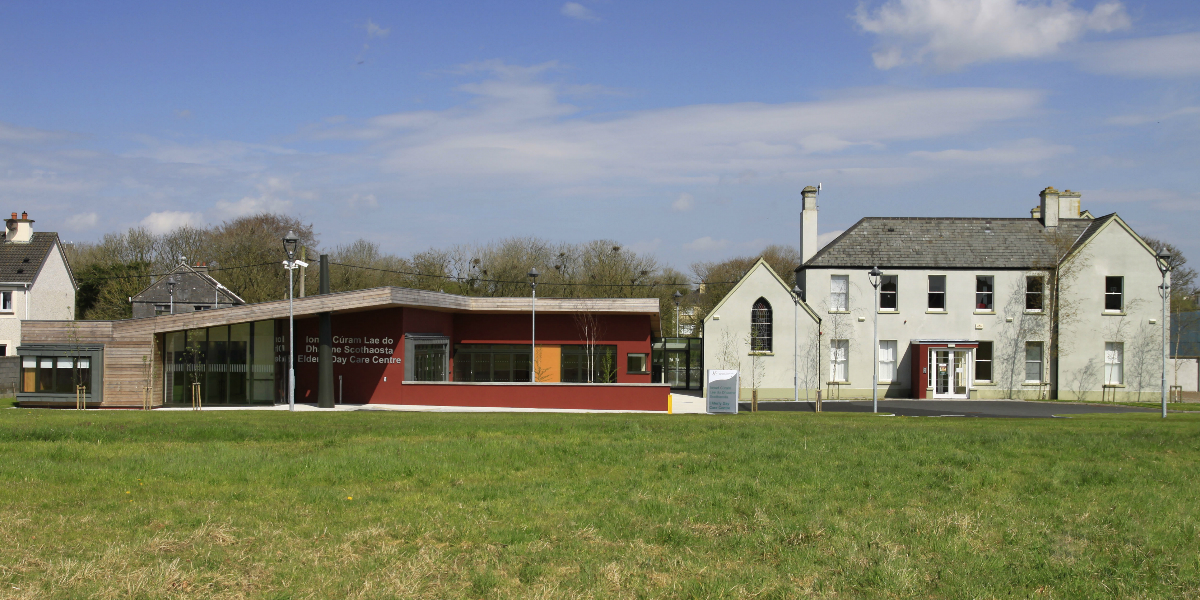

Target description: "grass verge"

left=1, top=409, right=1198, bottom=599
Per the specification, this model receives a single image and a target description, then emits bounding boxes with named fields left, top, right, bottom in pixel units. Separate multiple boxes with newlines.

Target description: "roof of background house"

left=0, top=232, right=65, bottom=284
left=802, top=216, right=1107, bottom=270
left=133, top=262, right=247, bottom=304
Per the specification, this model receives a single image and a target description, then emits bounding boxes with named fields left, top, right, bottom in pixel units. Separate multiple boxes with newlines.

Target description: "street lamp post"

left=282, top=231, right=304, bottom=412
left=529, top=268, right=539, bottom=383
left=167, top=276, right=176, bottom=315
left=792, top=285, right=802, bottom=403
left=868, top=266, right=882, bottom=414
left=1157, top=248, right=1172, bottom=418
left=672, top=290, right=683, bottom=337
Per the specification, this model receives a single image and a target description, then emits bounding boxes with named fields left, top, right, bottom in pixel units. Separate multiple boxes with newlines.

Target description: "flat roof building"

left=19, top=286, right=669, bottom=411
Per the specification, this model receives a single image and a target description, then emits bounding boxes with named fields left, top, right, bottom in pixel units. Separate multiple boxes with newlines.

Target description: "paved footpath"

left=738, top=400, right=1167, bottom=418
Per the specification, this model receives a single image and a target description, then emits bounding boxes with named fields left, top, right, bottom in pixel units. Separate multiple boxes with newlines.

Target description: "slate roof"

left=0, top=232, right=62, bottom=283
left=803, top=216, right=1105, bottom=270
left=133, top=263, right=246, bottom=305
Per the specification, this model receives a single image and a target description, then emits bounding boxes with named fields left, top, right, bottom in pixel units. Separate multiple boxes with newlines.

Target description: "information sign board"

left=706, top=370, right=739, bottom=414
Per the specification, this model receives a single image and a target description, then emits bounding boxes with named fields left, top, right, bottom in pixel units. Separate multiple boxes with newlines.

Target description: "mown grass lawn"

left=0, top=408, right=1197, bottom=599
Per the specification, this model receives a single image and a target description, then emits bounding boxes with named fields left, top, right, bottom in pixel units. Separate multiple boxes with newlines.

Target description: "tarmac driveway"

left=736, top=400, right=1158, bottom=418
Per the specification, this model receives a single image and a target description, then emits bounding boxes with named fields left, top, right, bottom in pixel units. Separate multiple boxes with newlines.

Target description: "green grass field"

left=1, top=409, right=1198, bottom=599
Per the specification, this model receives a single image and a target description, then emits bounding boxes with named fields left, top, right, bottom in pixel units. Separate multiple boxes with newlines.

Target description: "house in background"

left=1, top=212, right=76, bottom=356
left=131, top=262, right=244, bottom=318
left=706, top=186, right=1176, bottom=402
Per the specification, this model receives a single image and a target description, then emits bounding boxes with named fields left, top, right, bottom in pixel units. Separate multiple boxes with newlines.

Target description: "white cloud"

left=124, top=137, right=294, bottom=168
left=65, top=212, right=98, bottom=230
left=1075, top=33, right=1200, bottom=78
left=214, top=177, right=308, bottom=218
left=346, top=193, right=379, bottom=208
left=683, top=236, right=729, bottom=252
left=909, top=138, right=1074, bottom=163
left=365, top=19, right=390, bottom=39
left=561, top=3, right=600, bottom=21
left=817, top=230, right=845, bottom=249
left=1082, top=188, right=1200, bottom=211
left=141, top=211, right=202, bottom=234
left=313, top=62, right=1046, bottom=187
left=855, top=0, right=1130, bottom=70
left=174, top=109, right=192, bottom=119
left=1106, top=106, right=1200, bottom=126
left=672, top=192, right=695, bottom=211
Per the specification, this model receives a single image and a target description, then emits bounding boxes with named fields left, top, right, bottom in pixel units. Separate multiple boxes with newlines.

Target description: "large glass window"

left=975, top=341, right=993, bottom=382
left=1025, top=342, right=1043, bottom=383
left=1105, top=277, right=1123, bottom=312
left=878, top=340, right=897, bottom=382
left=166, top=321, right=276, bottom=405
left=830, top=339, right=849, bottom=382
left=751, top=298, right=772, bottom=352
left=1104, top=342, right=1123, bottom=384
left=20, top=356, right=91, bottom=394
left=976, top=276, right=994, bottom=311
left=928, top=275, right=946, bottom=310
left=413, top=344, right=447, bottom=381
left=880, top=275, right=898, bottom=310
left=561, top=345, right=618, bottom=383
left=830, top=275, right=848, bottom=311
left=627, top=353, right=648, bottom=374
left=453, top=345, right=532, bottom=382
left=1026, top=277, right=1044, bottom=311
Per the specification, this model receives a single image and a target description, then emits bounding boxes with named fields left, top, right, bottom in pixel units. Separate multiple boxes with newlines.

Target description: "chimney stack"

left=1058, top=189, right=1081, bottom=218
left=1039, top=186, right=1060, bottom=230
left=4, top=211, right=34, bottom=243
left=800, top=186, right=819, bottom=264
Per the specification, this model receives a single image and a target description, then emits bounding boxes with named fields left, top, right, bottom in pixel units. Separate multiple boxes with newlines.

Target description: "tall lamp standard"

left=282, top=231, right=305, bottom=411
left=1156, top=248, right=1172, bottom=418
left=868, top=266, right=883, bottom=414
left=529, top=268, right=539, bottom=383
left=792, top=285, right=803, bottom=403
left=167, top=276, right=176, bottom=315
left=672, top=290, right=683, bottom=337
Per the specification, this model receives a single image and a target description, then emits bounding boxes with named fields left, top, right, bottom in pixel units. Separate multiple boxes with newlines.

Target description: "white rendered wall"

left=0, top=241, right=76, bottom=350
left=1059, top=224, right=1170, bottom=401
left=701, top=262, right=820, bottom=400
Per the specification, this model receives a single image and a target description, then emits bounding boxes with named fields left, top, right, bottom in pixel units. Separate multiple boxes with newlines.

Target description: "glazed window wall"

left=561, top=345, right=618, bottom=383
left=164, top=320, right=276, bottom=404
left=21, top=356, right=91, bottom=394
left=453, top=345, right=532, bottom=382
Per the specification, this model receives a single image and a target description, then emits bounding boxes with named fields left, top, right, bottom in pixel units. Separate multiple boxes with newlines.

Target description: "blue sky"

left=3, top=0, right=1198, bottom=268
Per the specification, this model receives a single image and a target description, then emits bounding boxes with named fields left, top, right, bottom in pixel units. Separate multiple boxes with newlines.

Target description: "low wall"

left=396, top=382, right=670, bottom=411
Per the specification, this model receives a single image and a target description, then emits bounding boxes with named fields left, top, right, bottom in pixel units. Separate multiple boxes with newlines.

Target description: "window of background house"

left=880, top=275, right=898, bottom=310
left=627, top=353, right=648, bottom=374
left=830, top=275, right=848, bottom=311
left=154, top=304, right=170, bottom=316
left=830, top=339, right=849, bottom=382
left=1025, top=342, right=1043, bottom=382
left=1026, top=277, right=1044, bottom=311
left=751, top=298, right=772, bottom=352
left=976, top=276, right=994, bottom=311
left=928, top=275, right=946, bottom=310
left=1, top=291, right=11, bottom=312
left=878, top=340, right=896, bottom=382
left=1104, top=342, right=1123, bottom=384
left=1105, top=277, right=1123, bottom=312
left=975, top=341, right=993, bottom=382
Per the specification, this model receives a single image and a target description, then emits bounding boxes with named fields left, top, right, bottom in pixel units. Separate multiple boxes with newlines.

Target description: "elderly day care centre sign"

left=707, top=370, right=739, bottom=414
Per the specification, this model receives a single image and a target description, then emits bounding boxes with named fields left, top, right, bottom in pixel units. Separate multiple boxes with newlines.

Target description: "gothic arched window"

left=751, top=298, right=772, bottom=352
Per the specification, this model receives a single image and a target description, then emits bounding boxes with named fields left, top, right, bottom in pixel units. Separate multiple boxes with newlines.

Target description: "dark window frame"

left=928, top=275, right=946, bottom=311
left=975, top=275, right=994, bottom=311
left=974, top=341, right=993, bottom=382
left=751, top=298, right=773, bottom=352
left=1025, top=276, right=1045, bottom=311
left=880, top=275, right=898, bottom=311
left=1105, top=276, right=1123, bottom=312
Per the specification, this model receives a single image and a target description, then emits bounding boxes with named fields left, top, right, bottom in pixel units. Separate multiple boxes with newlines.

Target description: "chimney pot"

left=20, top=212, right=27, bottom=219
left=9, top=213, right=15, bottom=219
